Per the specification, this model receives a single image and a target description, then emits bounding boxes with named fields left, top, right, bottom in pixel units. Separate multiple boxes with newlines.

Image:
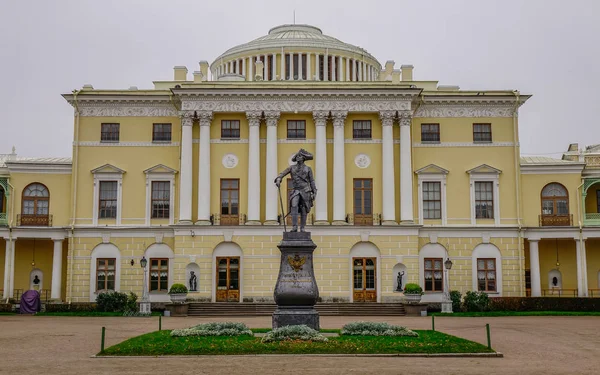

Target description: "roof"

left=212, top=24, right=380, bottom=68
left=7, top=157, right=72, bottom=165
left=520, top=156, right=580, bottom=165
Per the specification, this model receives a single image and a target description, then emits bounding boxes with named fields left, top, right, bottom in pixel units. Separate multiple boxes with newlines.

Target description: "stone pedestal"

left=165, top=303, right=189, bottom=317
left=272, top=232, right=320, bottom=331
left=404, top=303, right=428, bottom=317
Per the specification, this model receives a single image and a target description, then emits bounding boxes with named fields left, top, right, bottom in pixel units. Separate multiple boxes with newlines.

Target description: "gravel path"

left=0, top=315, right=599, bottom=374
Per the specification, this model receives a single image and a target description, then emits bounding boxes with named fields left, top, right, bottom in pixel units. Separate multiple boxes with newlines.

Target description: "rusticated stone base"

left=272, top=306, right=320, bottom=331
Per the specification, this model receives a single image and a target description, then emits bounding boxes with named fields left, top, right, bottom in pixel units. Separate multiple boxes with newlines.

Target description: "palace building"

left=1, top=24, right=599, bottom=305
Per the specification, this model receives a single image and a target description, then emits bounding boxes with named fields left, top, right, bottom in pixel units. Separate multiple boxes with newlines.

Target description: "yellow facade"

left=1, top=23, right=599, bottom=305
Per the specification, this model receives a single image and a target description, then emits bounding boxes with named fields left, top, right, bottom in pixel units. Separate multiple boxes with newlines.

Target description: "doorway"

left=216, top=257, right=240, bottom=302
left=353, top=257, right=377, bottom=302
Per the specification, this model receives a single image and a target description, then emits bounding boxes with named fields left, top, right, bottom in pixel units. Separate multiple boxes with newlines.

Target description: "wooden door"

left=353, top=257, right=377, bottom=302
left=354, top=179, right=373, bottom=225
left=216, top=257, right=240, bottom=302
left=220, top=179, right=239, bottom=225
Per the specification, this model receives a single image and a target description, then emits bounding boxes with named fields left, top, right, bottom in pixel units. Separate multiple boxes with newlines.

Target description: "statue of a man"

left=189, top=271, right=197, bottom=291
left=275, top=149, right=317, bottom=232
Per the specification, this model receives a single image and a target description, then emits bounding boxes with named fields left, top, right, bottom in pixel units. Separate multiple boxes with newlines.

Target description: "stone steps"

left=187, top=303, right=406, bottom=316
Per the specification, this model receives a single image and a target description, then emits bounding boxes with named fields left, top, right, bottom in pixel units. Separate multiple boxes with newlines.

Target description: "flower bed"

left=341, top=322, right=418, bottom=337
left=171, top=322, right=253, bottom=337
left=261, top=325, right=328, bottom=343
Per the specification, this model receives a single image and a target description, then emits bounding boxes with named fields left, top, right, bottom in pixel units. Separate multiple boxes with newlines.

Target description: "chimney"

left=193, top=71, right=203, bottom=83
left=392, top=69, right=401, bottom=84
left=383, top=60, right=395, bottom=81
left=173, top=66, right=188, bottom=81
left=199, top=61, right=209, bottom=81
left=254, top=60, right=264, bottom=81
left=401, top=65, right=414, bottom=81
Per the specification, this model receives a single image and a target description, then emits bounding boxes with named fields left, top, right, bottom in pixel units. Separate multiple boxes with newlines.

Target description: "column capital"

left=264, top=111, right=280, bottom=126
left=51, top=238, right=65, bottom=243
left=179, top=111, right=194, bottom=127
left=3, top=237, right=15, bottom=242
left=398, top=110, right=412, bottom=127
left=528, top=237, right=541, bottom=243
left=313, top=111, right=329, bottom=125
left=246, top=111, right=262, bottom=127
left=331, top=110, right=348, bottom=127
left=197, top=111, right=213, bottom=127
left=379, top=111, right=395, bottom=126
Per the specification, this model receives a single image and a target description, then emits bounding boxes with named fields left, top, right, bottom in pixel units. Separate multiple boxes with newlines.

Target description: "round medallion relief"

left=355, top=154, right=371, bottom=169
left=222, top=154, right=239, bottom=169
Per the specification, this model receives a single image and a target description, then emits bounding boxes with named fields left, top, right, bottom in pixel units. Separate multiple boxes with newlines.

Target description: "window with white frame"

left=475, top=181, right=494, bottom=219
left=91, top=164, right=125, bottom=226
left=144, top=165, right=177, bottom=225
left=415, top=165, right=448, bottom=225
left=477, top=258, right=496, bottom=292
left=422, top=182, right=441, bottom=219
left=468, top=165, right=501, bottom=225
left=151, top=181, right=170, bottom=219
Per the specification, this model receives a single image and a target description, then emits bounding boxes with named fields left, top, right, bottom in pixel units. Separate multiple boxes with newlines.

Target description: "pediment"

left=144, top=164, right=178, bottom=174
left=415, top=164, right=449, bottom=175
left=91, top=164, right=126, bottom=174
left=466, top=164, right=502, bottom=174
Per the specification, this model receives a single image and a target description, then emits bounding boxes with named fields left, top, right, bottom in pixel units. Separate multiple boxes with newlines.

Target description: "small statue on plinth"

left=274, top=149, right=317, bottom=233
left=189, top=271, right=197, bottom=292
left=396, top=271, right=405, bottom=292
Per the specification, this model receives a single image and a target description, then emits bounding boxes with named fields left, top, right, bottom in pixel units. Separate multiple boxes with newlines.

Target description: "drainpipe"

left=4, top=182, right=15, bottom=302
left=512, top=91, right=524, bottom=296
left=67, top=89, right=81, bottom=304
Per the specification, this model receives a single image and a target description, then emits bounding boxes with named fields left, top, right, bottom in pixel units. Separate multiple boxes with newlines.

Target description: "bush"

left=0, top=304, right=13, bottom=313
left=171, top=322, right=252, bottom=337
left=169, top=284, right=188, bottom=294
left=489, top=297, right=600, bottom=312
left=463, top=291, right=490, bottom=312
left=450, top=290, right=462, bottom=312
left=403, top=283, right=423, bottom=295
left=96, top=291, right=137, bottom=312
left=45, top=303, right=96, bottom=313
left=341, top=321, right=418, bottom=337
left=262, top=325, right=328, bottom=343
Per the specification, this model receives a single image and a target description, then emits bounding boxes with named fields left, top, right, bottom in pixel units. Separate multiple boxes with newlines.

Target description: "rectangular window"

left=287, top=120, right=306, bottom=139
left=98, top=181, right=117, bottom=219
left=0, top=187, right=4, bottom=213
left=421, top=124, right=440, bottom=143
left=101, top=123, right=120, bottom=142
left=473, top=123, right=492, bottom=143
left=151, top=181, right=170, bottom=219
left=422, top=181, right=441, bottom=219
left=477, top=258, right=497, bottom=292
left=152, top=123, right=172, bottom=142
left=96, top=258, right=116, bottom=291
left=597, top=190, right=600, bottom=213
left=475, top=181, right=494, bottom=219
left=424, top=258, right=444, bottom=292
left=220, top=179, right=239, bottom=225
left=221, top=120, right=240, bottom=138
left=353, top=120, right=372, bottom=139
left=353, top=179, right=373, bottom=225
left=149, top=258, right=168, bottom=292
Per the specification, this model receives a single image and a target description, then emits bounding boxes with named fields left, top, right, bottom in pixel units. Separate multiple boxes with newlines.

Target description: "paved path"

left=0, top=315, right=599, bottom=374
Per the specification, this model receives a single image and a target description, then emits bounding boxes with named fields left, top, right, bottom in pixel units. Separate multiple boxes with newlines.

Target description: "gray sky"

left=1, top=0, right=598, bottom=158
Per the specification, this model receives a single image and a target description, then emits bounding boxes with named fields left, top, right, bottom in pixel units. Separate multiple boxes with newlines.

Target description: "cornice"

left=75, top=141, right=180, bottom=147
left=413, top=142, right=516, bottom=148
left=414, top=104, right=517, bottom=118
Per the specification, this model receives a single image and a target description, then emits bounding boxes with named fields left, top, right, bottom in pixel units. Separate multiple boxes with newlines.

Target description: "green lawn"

left=99, top=330, right=494, bottom=356
left=0, top=312, right=15, bottom=316
left=432, top=311, right=600, bottom=317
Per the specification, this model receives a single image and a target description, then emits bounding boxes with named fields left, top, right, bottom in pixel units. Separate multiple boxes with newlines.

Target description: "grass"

left=99, top=330, right=494, bottom=356
left=431, top=311, right=600, bottom=317
left=35, top=311, right=162, bottom=317
left=0, top=312, right=16, bottom=316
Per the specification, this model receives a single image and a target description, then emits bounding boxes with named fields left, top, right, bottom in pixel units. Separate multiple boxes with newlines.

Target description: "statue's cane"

left=277, top=183, right=287, bottom=232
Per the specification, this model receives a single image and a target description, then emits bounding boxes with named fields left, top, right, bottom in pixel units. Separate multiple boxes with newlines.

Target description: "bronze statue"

left=396, top=271, right=405, bottom=291
left=189, top=271, right=197, bottom=291
left=275, top=149, right=317, bottom=232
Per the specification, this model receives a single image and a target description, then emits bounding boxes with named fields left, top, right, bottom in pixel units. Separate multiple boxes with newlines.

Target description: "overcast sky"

left=1, top=0, right=598, bottom=158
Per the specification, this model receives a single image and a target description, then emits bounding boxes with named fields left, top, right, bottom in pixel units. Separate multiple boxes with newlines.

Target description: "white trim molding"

left=467, top=164, right=502, bottom=226
left=144, top=164, right=178, bottom=226
left=416, top=164, right=449, bottom=226
left=91, top=164, right=125, bottom=226
left=75, top=141, right=180, bottom=147
left=413, top=142, right=516, bottom=148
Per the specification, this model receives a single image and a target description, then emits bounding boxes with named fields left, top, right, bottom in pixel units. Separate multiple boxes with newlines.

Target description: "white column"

left=242, top=58, right=246, bottom=78
left=529, top=239, right=541, bottom=297
left=367, top=65, right=371, bottom=81
left=264, top=111, right=280, bottom=224
left=290, top=53, right=295, bottom=80
left=358, top=61, right=363, bottom=81
left=196, top=111, right=213, bottom=224
left=576, top=238, right=588, bottom=296
left=332, top=111, right=347, bottom=224
left=315, top=54, right=320, bottom=80
left=248, top=57, right=253, bottom=81
left=380, top=111, right=396, bottom=224
left=331, top=55, right=336, bottom=81
left=179, top=112, right=194, bottom=223
left=307, top=53, right=312, bottom=81
left=362, top=60, right=366, bottom=81
left=271, top=53, right=276, bottom=81
left=346, top=57, right=350, bottom=81
left=399, top=111, right=414, bottom=223
left=3, top=238, right=13, bottom=299
left=263, top=55, right=267, bottom=80
left=51, top=239, right=63, bottom=300
left=280, top=51, right=285, bottom=80
left=246, top=111, right=262, bottom=225
left=338, top=56, right=343, bottom=81
left=324, top=53, right=329, bottom=81
left=314, top=111, right=329, bottom=224
left=298, top=53, right=303, bottom=80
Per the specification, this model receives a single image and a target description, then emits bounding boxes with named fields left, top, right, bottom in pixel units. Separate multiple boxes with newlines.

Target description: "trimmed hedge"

left=0, top=303, right=13, bottom=312
left=490, top=297, right=600, bottom=312
left=45, top=303, right=97, bottom=313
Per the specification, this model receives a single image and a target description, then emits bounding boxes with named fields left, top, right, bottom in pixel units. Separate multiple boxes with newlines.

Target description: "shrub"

left=171, top=322, right=252, bottom=337
left=403, top=283, right=423, bottom=295
left=489, top=297, right=600, bottom=312
left=45, top=303, right=96, bottom=313
left=463, top=291, right=491, bottom=312
left=450, top=290, right=462, bottom=312
left=169, top=284, right=188, bottom=294
left=341, top=321, right=418, bottom=337
left=0, top=304, right=13, bottom=313
left=96, top=291, right=136, bottom=312
left=262, top=325, right=328, bottom=343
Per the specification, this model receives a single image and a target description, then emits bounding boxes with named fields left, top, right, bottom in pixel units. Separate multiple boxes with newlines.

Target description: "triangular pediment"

left=91, top=164, right=126, bottom=174
left=415, top=164, right=449, bottom=175
left=466, top=164, right=502, bottom=174
left=144, top=164, right=178, bottom=174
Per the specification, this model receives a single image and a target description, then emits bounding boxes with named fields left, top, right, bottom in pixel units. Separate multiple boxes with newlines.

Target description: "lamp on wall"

left=130, top=259, right=135, bottom=267
left=444, top=258, right=453, bottom=270
left=31, top=239, right=36, bottom=267
left=555, top=239, right=560, bottom=268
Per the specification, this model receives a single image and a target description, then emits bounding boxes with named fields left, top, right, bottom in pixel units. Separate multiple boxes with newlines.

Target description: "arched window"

left=21, top=183, right=50, bottom=226
left=541, top=183, right=569, bottom=226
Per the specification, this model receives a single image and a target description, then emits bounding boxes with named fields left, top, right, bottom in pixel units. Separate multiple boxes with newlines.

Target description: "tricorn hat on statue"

left=292, top=148, right=314, bottom=162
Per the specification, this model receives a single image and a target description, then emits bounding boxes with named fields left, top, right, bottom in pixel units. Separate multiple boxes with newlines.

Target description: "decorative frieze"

left=78, top=106, right=177, bottom=117
left=415, top=105, right=516, bottom=118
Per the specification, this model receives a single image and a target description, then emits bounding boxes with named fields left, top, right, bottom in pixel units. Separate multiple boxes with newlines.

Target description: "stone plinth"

left=272, top=231, right=320, bottom=330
